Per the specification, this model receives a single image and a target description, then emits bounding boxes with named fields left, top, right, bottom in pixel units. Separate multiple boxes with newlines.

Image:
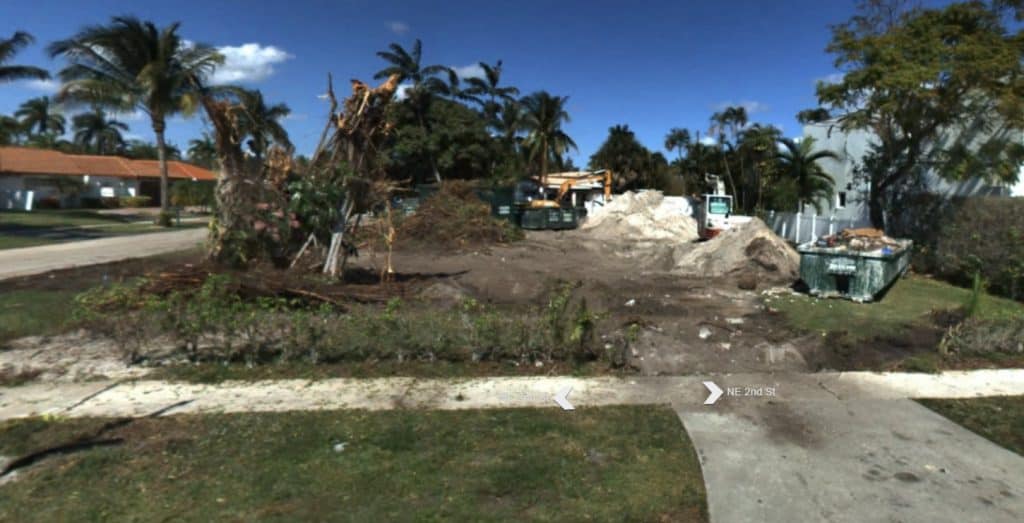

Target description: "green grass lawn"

left=0, top=289, right=80, bottom=341
left=919, top=397, right=1024, bottom=456
left=0, top=209, right=205, bottom=250
left=0, top=209, right=132, bottom=228
left=767, top=275, right=1024, bottom=340
left=0, top=406, right=707, bottom=522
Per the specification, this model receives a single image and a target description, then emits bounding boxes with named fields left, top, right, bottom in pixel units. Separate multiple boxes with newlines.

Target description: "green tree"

left=817, top=1, right=1024, bottom=228
left=71, top=107, right=128, bottom=154
left=796, top=108, right=832, bottom=125
left=0, top=115, right=22, bottom=145
left=590, top=124, right=658, bottom=191
left=374, top=39, right=447, bottom=182
left=49, top=16, right=223, bottom=218
left=187, top=132, right=218, bottom=169
left=775, top=136, right=838, bottom=214
left=386, top=97, right=495, bottom=182
left=24, top=132, right=76, bottom=153
left=123, top=139, right=181, bottom=160
left=0, top=32, right=49, bottom=84
left=736, top=123, right=783, bottom=213
left=232, top=88, right=291, bottom=164
left=709, top=106, right=747, bottom=205
left=464, top=60, right=519, bottom=120
left=520, top=91, right=576, bottom=184
left=15, top=96, right=65, bottom=135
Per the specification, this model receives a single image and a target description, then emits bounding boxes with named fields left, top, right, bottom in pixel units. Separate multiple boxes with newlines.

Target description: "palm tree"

left=520, top=91, right=576, bottom=185
left=464, top=60, right=519, bottom=119
left=49, top=16, right=223, bottom=219
left=72, top=107, right=128, bottom=154
left=0, top=32, right=49, bottom=84
left=709, top=106, right=748, bottom=205
left=187, top=132, right=218, bottom=169
left=232, top=88, right=291, bottom=164
left=374, top=39, right=447, bottom=182
left=0, top=115, right=24, bottom=145
left=737, top=124, right=782, bottom=212
left=15, top=96, right=65, bottom=136
left=24, top=132, right=75, bottom=152
left=776, top=136, right=838, bottom=214
left=664, top=128, right=691, bottom=164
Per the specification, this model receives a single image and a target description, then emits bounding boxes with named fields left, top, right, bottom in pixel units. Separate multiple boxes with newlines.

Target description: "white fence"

left=765, top=210, right=871, bottom=244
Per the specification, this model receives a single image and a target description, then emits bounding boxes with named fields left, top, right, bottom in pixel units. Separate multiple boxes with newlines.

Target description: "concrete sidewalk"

left=0, top=227, right=206, bottom=280
left=2, top=370, right=1023, bottom=522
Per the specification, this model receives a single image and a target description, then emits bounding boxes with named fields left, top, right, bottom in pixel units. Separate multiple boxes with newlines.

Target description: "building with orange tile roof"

left=0, top=146, right=217, bottom=210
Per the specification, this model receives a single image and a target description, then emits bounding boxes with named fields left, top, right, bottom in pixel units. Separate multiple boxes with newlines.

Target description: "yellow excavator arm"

left=527, top=170, right=613, bottom=209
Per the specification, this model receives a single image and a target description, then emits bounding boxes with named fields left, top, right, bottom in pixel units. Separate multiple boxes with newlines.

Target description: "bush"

left=73, top=275, right=607, bottom=367
left=939, top=316, right=1024, bottom=357
left=932, top=197, right=1024, bottom=301
left=118, top=195, right=152, bottom=208
left=170, top=180, right=215, bottom=208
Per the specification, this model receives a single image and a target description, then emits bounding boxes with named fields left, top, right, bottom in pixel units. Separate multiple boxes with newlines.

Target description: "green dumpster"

left=797, top=239, right=913, bottom=302
left=517, top=207, right=580, bottom=230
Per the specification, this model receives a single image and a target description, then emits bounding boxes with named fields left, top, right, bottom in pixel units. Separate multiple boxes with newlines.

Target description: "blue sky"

left=3, top=0, right=882, bottom=162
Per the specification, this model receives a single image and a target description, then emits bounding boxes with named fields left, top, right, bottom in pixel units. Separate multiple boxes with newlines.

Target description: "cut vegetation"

left=0, top=406, right=707, bottom=522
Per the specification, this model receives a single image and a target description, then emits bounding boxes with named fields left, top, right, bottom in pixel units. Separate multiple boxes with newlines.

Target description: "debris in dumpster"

left=813, top=228, right=904, bottom=254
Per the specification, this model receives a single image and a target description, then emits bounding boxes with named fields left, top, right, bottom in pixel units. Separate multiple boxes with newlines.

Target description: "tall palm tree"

left=187, top=132, right=218, bottom=169
left=72, top=107, right=127, bottom=154
left=520, top=91, right=576, bottom=185
left=709, top=106, right=748, bottom=205
left=664, top=128, right=691, bottom=164
left=49, top=16, right=223, bottom=218
left=15, top=96, right=66, bottom=136
left=0, top=32, right=49, bottom=84
left=776, top=136, right=838, bottom=214
left=464, top=60, right=519, bottom=119
left=231, top=88, right=291, bottom=164
left=374, top=39, right=446, bottom=182
left=431, top=68, right=479, bottom=104
left=737, top=123, right=782, bottom=212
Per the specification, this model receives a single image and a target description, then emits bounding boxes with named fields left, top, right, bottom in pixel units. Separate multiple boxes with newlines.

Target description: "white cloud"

left=112, top=110, right=147, bottom=122
left=22, top=78, right=59, bottom=93
left=452, top=63, right=485, bottom=80
left=699, top=134, right=718, bottom=146
left=395, top=83, right=413, bottom=101
left=389, top=21, right=410, bottom=35
left=713, top=100, right=769, bottom=114
left=208, top=43, right=293, bottom=84
left=816, top=73, right=844, bottom=85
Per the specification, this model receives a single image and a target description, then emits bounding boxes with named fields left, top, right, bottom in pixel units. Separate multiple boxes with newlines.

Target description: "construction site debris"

left=671, top=218, right=799, bottom=281
left=812, top=227, right=908, bottom=254
left=398, top=181, right=522, bottom=249
left=581, top=190, right=699, bottom=242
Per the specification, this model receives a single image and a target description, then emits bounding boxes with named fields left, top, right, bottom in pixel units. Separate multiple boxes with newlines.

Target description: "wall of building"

left=0, top=174, right=140, bottom=210
left=802, top=122, right=1017, bottom=221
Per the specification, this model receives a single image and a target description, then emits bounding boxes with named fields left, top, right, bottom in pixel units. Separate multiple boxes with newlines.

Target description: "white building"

left=801, top=121, right=1022, bottom=223
left=0, top=146, right=216, bottom=210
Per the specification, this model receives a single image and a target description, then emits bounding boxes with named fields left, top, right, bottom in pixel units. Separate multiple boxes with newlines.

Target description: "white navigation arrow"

left=703, top=381, right=723, bottom=405
left=553, top=387, right=575, bottom=411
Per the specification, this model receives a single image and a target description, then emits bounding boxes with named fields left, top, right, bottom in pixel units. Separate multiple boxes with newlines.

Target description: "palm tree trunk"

left=153, top=116, right=170, bottom=223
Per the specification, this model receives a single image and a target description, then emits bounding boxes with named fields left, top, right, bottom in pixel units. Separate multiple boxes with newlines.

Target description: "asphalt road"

left=0, top=228, right=206, bottom=281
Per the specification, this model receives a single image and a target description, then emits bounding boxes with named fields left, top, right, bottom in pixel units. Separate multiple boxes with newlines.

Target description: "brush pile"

left=398, top=181, right=522, bottom=249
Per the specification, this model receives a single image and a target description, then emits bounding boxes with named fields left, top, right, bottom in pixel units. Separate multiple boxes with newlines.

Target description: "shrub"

left=118, top=195, right=152, bottom=208
left=170, top=180, right=215, bottom=208
left=939, top=316, right=1024, bottom=357
left=932, top=197, right=1024, bottom=301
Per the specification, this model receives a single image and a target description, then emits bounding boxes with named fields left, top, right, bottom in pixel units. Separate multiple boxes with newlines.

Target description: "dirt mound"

left=671, top=218, right=799, bottom=282
left=398, top=181, right=522, bottom=249
left=581, top=191, right=698, bottom=242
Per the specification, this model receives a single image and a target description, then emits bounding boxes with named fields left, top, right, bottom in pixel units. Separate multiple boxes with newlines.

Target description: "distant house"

left=0, top=146, right=217, bottom=210
left=801, top=121, right=1023, bottom=224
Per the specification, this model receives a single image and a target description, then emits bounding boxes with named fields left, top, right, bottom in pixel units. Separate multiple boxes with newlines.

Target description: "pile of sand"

left=581, top=191, right=698, bottom=242
left=671, top=218, right=799, bottom=281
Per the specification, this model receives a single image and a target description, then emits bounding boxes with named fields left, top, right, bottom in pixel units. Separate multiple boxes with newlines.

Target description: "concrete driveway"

left=0, top=227, right=206, bottom=280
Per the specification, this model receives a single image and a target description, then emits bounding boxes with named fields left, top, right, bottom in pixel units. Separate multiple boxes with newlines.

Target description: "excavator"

left=696, top=174, right=751, bottom=239
left=514, top=170, right=613, bottom=230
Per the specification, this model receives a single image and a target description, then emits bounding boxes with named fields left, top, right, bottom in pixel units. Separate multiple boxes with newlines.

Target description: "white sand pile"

left=672, top=218, right=799, bottom=280
left=581, top=191, right=698, bottom=241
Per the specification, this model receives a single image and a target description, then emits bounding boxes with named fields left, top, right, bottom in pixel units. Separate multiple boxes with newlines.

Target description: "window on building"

left=836, top=191, right=847, bottom=209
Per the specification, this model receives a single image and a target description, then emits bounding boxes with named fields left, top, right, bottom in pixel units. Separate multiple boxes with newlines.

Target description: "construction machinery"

left=696, top=174, right=751, bottom=240
left=514, top=170, right=613, bottom=230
